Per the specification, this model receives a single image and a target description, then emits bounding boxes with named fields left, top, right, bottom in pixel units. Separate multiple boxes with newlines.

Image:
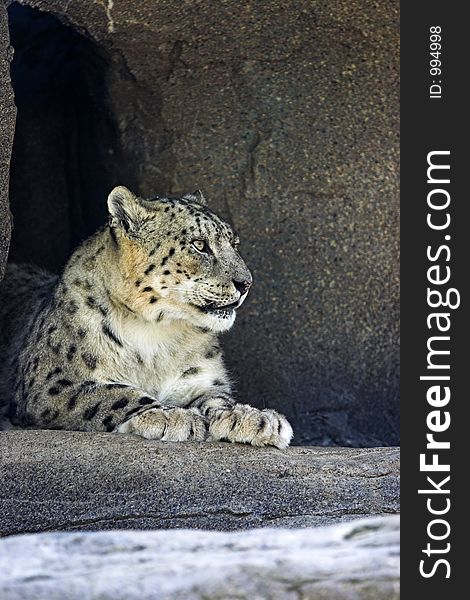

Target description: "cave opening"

left=7, top=3, right=134, bottom=272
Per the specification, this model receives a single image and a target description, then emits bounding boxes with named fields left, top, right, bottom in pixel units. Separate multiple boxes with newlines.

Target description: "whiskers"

left=157, top=283, right=237, bottom=310
left=159, top=286, right=185, bottom=293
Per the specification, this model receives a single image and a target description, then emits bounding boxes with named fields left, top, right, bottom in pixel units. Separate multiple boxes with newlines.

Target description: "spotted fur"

left=0, top=187, right=293, bottom=448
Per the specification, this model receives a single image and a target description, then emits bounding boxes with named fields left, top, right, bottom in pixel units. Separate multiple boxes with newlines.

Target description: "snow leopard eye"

left=192, top=239, right=210, bottom=254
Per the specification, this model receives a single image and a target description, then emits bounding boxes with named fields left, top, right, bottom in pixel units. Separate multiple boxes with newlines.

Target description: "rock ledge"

left=0, top=430, right=399, bottom=534
left=0, top=515, right=399, bottom=600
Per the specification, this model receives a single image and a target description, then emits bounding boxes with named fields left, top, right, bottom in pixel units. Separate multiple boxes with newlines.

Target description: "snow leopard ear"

left=192, top=189, right=207, bottom=205
left=183, top=189, right=207, bottom=206
left=107, top=186, right=145, bottom=234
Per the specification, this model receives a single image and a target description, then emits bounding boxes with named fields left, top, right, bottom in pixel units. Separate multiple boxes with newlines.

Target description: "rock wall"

left=0, top=3, right=15, bottom=280
left=0, top=1, right=399, bottom=446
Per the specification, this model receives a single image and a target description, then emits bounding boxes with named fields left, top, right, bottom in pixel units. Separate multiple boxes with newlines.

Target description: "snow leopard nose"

left=233, top=278, right=252, bottom=296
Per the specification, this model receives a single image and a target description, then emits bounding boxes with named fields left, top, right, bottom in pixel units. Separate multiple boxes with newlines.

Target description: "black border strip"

left=401, top=3, right=466, bottom=596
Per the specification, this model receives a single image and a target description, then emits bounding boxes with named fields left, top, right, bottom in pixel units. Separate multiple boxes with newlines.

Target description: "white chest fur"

left=102, top=315, right=225, bottom=406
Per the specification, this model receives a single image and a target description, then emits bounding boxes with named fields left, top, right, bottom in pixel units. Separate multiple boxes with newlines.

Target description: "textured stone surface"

left=0, top=516, right=400, bottom=600
left=0, top=3, right=15, bottom=280
left=3, top=0, right=399, bottom=445
left=0, top=430, right=399, bottom=535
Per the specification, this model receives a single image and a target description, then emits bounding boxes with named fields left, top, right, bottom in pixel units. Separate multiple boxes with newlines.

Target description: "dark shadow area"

left=7, top=3, right=136, bottom=272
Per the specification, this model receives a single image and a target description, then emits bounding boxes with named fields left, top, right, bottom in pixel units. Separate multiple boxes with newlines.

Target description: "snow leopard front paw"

left=116, top=407, right=207, bottom=441
left=208, top=404, right=293, bottom=449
